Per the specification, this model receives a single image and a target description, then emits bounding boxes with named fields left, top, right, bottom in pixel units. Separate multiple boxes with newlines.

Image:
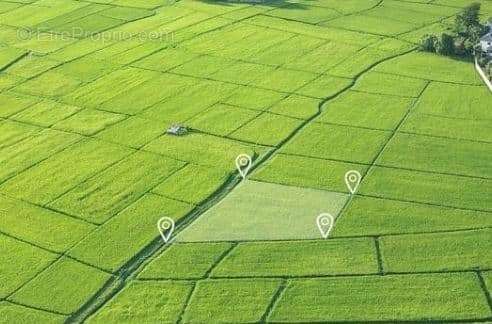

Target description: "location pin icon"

left=157, top=217, right=175, bottom=243
left=235, top=154, right=252, bottom=179
left=316, top=213, right=334, bottom=239
left=344, top=170, right=361, bottom=194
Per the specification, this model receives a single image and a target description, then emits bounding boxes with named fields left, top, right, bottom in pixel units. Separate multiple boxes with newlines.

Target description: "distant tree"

left=454, top=2, right=482, bottom=36
left=436, top=33, right=455, bottom=55
left=419, top=34, right=438, bottom=52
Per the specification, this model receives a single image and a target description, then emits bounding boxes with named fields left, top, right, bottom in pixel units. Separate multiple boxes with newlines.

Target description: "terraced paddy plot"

left=324, top=14, right=416, bottom=36
left=317, top=90, right=413, bottom=130
left=0, top=302, right=66, bottom=324
left=229, top=112, right=303, bottom=146
left=375, top=52, right=481, bottom=84
left=0, top=195, right=94, bottom=252
left=410, top=82, right=492, bottom=121
left=53, top=109, right=126, bottom=136
left=377, top=132, right=492, bottom=178
left=281, top=123, right=391, bottom=164
left=152, top=163, right=229, bottom=204
left=267, top=95, right=319, bottom=120
left=187, top=103, right=260, bottom=136
left=143, top=132, right=260, bottom=169
left=352, top=71, right=428, bottom=97
left=9, top=258, right=111, bottom=314
left=296, top=74, right=352, bottom=99
left=0, top=234, right=56, bottom=298
left=139, top=242, right=233, bottom=279
left=212, top=239, right=378, bottom=277
left=252, top=153, right=368, bottom=193
left=89, top=281, right=193, bottom=323
left=0, top=92, right=39, bottom=117
left=270, top=273, right=490, bottom=321
left=48, top=151, right=184, bottom=223
left=183, top=279, right=280, bottom=323
left=177, top=180, right=348, bottom=242
left=334, top=196, right=492, bottom=237
left=68, top=193, right=192, bottom=272
left=402, top=111, right=492, bottom=143
left=0, top=138, right=131, bottom=205
left=361, top=166, right=492, bottom=211
left=11, top=100, right=81, bottom=127
left=222, top=86, right=285, bottom=111
left=380, top=228, right=492, bottom=273
left=0, top=120, right=41, bottom=150
left=95, top=116, right=164, bottom=149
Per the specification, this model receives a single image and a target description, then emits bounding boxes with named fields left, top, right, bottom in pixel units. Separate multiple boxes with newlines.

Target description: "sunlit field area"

left=0, top=0, right=491, bottom=323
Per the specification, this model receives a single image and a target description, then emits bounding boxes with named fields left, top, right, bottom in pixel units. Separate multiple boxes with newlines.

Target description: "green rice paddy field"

left=1, top=0, right=491, bottom=322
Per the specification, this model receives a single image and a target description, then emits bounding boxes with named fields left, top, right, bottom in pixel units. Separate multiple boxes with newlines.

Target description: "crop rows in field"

left=0, top=0, right=491, bottom=322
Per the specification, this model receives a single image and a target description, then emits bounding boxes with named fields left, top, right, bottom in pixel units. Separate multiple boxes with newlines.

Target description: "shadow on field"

left=196, top=0, right=310, bottom=9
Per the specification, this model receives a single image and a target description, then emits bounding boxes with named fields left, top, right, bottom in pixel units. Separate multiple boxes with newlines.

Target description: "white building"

left=480, top=22, right=492, bottom=57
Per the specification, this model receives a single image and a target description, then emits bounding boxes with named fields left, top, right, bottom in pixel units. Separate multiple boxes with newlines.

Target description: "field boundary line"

left=374, top=236, right=386, bottom=275
left=6, top=300, right=69, bottom=316
left=141, top=224, right=492, bottom=244
left=135, top=268, right=492, bottom=281
left=260, top=279, right=288, bottom=323
left=248, top=175, right=492, bottom=214
left=476, top=271, right=492, bottom=313
left=176, top=281, right=197, bottom=324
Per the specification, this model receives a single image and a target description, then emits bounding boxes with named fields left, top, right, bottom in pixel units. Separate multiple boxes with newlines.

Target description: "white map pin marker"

left=316, top=213, right=334, bottom=239
left=235, top=154, right=252, bottom=179
left=344, top=170, right=361, bottom=194
left=157, top=217, right=174, bottom=243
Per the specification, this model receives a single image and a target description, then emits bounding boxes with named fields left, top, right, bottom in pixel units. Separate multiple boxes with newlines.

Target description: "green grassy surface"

left=182, top=279, right=280, bottom=323
left=270, top=273, right=490, bottom=321
left=89, top=281, right=193, bottom=323
left=1, top=0, right=491, bottom=322
left=10, top=258, right=111, bottom=314
left=334, top=196, right=492, bottom=236
left=381, top=228, right=491, bottom=272
left=139, top=242, right=233, bottom=279
left=212, top=239, right=378, bottom=277
left=0, top=234, right=56, bottom=299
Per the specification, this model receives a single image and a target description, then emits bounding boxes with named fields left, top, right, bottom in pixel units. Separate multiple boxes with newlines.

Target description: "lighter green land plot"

left=177, top=180, right=347, bottom=242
